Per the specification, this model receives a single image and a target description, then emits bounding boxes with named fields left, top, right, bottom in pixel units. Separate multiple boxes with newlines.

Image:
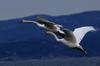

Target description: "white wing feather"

left=73, top=26, right=96, bottom=44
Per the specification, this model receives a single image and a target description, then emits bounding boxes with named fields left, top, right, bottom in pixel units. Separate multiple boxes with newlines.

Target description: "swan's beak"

left=74, top=46, right=87, bottom=55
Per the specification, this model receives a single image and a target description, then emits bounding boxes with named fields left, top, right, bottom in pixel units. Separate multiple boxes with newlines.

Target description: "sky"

left=0, top=0, right=100, bottom=20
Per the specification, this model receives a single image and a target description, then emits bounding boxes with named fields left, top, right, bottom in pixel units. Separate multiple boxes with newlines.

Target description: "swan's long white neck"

left=47, top=31, right=63, bottom=42
left=50, top=32, right=61, bottom=42
left=22, top=20, right=36, bottom=23
left=22, top=20, right=45, bottom=28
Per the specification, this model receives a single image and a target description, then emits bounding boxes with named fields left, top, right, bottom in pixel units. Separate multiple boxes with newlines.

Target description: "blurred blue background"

left=0, top=11, right=100, bottom=61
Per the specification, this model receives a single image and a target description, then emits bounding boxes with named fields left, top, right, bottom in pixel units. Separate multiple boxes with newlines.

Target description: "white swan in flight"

left=47, top=26, right=96, bottom=55
left=22, top=17, right=64, bottom=34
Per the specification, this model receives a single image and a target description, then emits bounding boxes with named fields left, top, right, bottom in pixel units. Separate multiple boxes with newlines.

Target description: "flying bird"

left=22, top=17, right=64, bottom=34
left=47, top=26, right=96, bottom=55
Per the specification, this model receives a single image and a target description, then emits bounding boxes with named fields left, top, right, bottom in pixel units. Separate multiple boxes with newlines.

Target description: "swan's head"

left=73, top=46, right=87, bottom=55
left=55, top=25, right=63, bottom=28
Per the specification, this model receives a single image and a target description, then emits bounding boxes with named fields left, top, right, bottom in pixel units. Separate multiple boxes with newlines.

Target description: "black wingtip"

left=83, top=51, right=87, bottom=56
left=73, top=46, right=87, bottom=56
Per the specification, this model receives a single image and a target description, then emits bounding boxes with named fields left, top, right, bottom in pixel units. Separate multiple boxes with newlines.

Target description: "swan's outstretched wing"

left=73, top=26, right=96, bottom=44
left=36, top=17, right=63, bottom=27
left=36, top=17, right=56, bottom=25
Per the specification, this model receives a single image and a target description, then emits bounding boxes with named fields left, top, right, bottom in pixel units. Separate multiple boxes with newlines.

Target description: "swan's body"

left=47, top=26, right=96, bottom=54
left=22, top=17, right=64, bottom=34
